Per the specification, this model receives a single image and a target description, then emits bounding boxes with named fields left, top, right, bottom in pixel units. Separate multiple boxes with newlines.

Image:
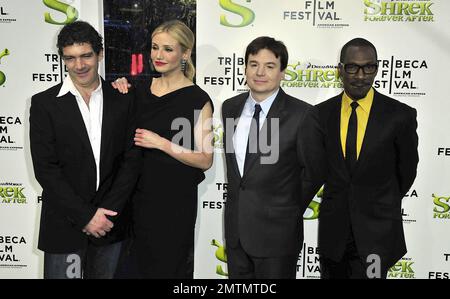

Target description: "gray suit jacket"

left=222, top=88, right=326, bottom=257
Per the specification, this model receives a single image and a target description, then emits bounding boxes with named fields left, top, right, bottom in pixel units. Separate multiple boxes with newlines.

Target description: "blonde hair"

left=152, top=20, right=195, bottom=81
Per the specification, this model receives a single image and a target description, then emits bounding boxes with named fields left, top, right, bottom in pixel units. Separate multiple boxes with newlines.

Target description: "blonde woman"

left=112, top=20, right=213, bottom=278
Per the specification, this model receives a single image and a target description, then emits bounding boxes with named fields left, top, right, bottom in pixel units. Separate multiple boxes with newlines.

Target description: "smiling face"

left=339, top=45, right=378, bottom=101
left=245, top=48, right=285, bottom=102
left=62, top=42, right=102, bottom=90
left=150, top=32, right=189, bottom=75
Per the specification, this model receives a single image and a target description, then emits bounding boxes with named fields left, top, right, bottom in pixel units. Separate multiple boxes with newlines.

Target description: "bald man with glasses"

left=316, top=38, right=418, bottom=279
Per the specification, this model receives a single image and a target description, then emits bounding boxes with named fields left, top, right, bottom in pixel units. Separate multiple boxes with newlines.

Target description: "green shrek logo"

left=304, top=186, right=323, bottom=220
left=282, top=62, right=341, bottom=89
left=211, top=239, right=228, bottom=276
left=388, top=259, right=415, bottom=279
left=363, top=0, right=434, bottom=22
left=43, top=0, right=78, bottom=25
left=220, top=0, right=255, bottom=27
left=0, top=186, right=27, bottom=204
left=0, top=49, right=10, bottom=86
left=213, top=124, right=224, bottom=149
left=432, top=194, right=450, bottom=219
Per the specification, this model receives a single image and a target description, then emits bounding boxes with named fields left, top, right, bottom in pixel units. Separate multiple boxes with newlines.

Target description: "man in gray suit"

left=221, top=36, right=326, bottom=278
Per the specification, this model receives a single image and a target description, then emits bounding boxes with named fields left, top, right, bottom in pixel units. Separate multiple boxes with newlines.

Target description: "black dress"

left=130, top=78, right=213, bottom=278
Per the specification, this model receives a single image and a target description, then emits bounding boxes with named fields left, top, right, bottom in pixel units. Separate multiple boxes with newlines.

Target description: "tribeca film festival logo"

left=364, top=0, right=434, bottom=22
left=0, top=48, right=9, bottom=87
left=0, top=235, right=27, bottom=269
left=0, top=183, right=27, bottom=204
left=202, top=183, right=227, bottom=210
left=282, top=61, right=342, bottom=89
left=402, top=189, right=418, bottom=224
left=0, top=116, right=23, bottom=151
left=297, top=243, right=320, bottom=278
left=428, top=254, right=450, bottom=279
left=432, top=193, right=450, bottom=220
left=374, top=57, right=428, bottom=98
left=43, top=0, right=79, bottom=25
left=32, top=53, right=68, bottom=84
left=437, top=147, right=450, bottom=157
left=219, top=0, right=255, bottom=28
left=388, top=257, right=415, bottom=279
left=0, top=3, right=17, bottom=24
left=203, top=55, right=247, bottom=92
left=282, top=0, right=349, bottom=29
left=211, top=239, right=228, bottom=277
left=297, top=246, right=388, bottom=279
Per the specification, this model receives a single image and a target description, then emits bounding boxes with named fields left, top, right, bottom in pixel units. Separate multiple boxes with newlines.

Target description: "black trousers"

left=320, top=231, right=388, bottom=279
left=227, top=240, right=298, bottom=279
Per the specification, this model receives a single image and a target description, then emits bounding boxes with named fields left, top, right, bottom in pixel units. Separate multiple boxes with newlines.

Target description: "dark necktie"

left=244, top=104, right=262, bottom=174
left=345, top=101, right=359, bottom=174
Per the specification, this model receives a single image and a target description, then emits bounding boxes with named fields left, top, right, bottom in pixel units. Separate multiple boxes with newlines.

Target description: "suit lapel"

left=354, top=91, right=384, bottom=175
left=227, top=93, right=247, bottom=180
left=329, top=95, right=348, bottom=178
left=99, top=81, right=114, bottom=178
left=56, top=92, right=92, bottom=154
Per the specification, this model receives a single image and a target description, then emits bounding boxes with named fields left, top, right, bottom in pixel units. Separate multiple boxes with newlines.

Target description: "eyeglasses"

left=339, top=63, right=378, bottom=74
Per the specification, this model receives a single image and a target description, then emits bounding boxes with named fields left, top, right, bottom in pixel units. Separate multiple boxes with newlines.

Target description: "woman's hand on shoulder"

left=111, top=77, right=131, bottom=94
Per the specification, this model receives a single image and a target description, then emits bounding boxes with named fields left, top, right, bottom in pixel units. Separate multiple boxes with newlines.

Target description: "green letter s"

left=0, top=48, right=10, bottom=86
left=364, top=0, right=380, bottom=15
left=43, top=0, right=78, bottom=25
left=220, top=0, right=255, bottom=27
left=433, top=194, right=450, bottom=213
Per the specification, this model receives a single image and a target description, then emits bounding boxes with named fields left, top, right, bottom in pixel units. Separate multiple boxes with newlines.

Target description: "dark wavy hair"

left=245, top=36, right=288, bottom=71
left=57, top=21, right=103, bottom=56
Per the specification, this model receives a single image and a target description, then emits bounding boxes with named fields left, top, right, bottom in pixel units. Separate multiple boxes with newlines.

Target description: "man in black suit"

left=221, top=36, right=325, bottom=278
left=316, top=38, right=419, bottom=279
left=29, top=21, right=136, bottom=279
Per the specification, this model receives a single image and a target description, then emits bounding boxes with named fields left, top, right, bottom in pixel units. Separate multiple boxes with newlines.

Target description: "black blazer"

left=316, top=89, right=418, bottom=269
left=222, top=88, right=326, bottom=257
left=29, top=79, right=136, bottom=253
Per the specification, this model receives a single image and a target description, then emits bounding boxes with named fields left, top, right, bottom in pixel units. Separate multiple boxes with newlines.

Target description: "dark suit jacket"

left=29, top=79, right=137, bottom=253
left=316, top=89, right=418, bottom=269
left=222, top=88, right=325, bottom=257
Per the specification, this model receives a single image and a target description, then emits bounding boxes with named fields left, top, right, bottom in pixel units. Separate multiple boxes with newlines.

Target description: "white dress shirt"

left=57, top=76, right=103, bottom=190
left=233, top=89, right=279, bottom=176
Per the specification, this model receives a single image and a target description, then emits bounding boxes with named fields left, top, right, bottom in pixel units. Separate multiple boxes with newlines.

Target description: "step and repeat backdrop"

left=0, top=0, right=449, bottom=279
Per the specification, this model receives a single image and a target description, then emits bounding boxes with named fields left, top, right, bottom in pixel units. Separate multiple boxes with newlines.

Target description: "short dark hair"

left=57, top=21, right=103, bottom=56
left=340, top=38, right=378, bottom=63
left=245, top=36, right=288, bottom=71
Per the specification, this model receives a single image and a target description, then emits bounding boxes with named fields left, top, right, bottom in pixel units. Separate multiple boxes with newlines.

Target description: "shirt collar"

left=342, top=87, right=374, bottom=114
left=57, top=75, right=102, bottom=99
left=247, top=88, right=279, bottom=116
